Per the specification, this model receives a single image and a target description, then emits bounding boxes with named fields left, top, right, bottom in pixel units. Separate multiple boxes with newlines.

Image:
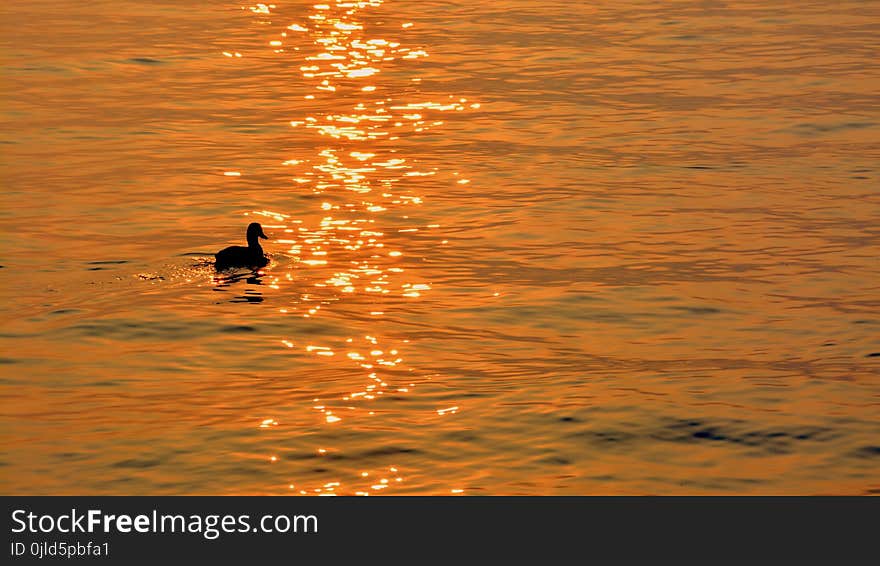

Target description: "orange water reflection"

left=2, top=0, right=877, bottom=496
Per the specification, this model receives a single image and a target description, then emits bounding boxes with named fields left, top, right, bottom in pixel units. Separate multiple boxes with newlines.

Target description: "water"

left=1, top=0, right=878, bottom=495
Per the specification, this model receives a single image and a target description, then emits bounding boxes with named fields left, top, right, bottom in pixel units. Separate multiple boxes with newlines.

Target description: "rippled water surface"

left=1, top=0, right=878, bottom=494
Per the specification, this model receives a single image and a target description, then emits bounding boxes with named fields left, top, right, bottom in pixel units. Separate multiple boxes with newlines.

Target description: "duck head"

left=246, top=222, right=269, bottom=246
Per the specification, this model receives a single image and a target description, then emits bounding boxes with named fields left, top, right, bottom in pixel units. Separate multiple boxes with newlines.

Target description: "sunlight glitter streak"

left=237, top=0, right=477, bottom=496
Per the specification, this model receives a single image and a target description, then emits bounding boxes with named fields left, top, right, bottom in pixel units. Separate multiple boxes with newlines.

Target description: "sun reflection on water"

left=233, top=0, right=476, bottom=495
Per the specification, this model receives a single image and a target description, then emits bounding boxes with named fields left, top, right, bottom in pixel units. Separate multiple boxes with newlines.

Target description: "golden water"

left=1, top=0, right=878, bottom=494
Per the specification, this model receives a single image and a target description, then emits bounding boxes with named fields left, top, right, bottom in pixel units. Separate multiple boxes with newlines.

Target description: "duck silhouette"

left=215, top=222, right=269, bottom=270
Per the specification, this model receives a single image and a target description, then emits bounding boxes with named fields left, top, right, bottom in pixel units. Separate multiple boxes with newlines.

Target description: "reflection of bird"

left=215, top=222, right=269, bottom=270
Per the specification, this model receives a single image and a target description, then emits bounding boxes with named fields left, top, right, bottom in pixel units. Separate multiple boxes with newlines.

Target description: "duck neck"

left=247, top=237, right=263, bottom=252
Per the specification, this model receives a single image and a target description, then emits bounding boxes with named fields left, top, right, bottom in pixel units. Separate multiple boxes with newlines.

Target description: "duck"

left=215, top=222, right=269, bottom=269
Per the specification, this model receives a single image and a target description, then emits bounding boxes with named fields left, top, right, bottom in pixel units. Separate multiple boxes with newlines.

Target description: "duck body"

left=215, top=222, right=269, bottom=270
left=215, top=244, right=268, bottom=269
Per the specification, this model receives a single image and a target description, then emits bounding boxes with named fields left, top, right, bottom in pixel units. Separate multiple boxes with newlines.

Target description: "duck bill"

left=260, top=231, right=269, bottom=239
